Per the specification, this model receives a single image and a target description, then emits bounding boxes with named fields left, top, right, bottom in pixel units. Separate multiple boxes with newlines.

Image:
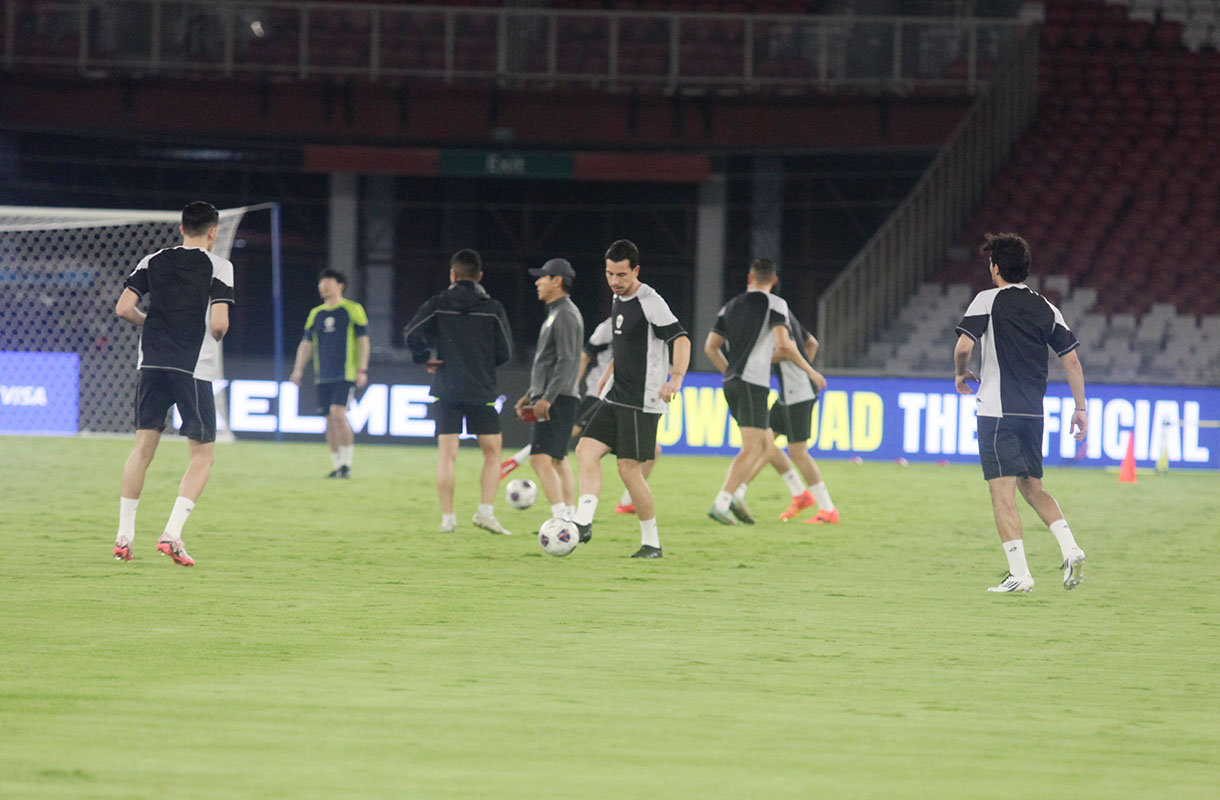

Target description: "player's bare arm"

left=576, top=350, right=591, bottom=387
left=804, top=334, right=819, bottom=364
left=356, top=335, right=371, bottom=389
left=114, top=288, right=146, bottom=326
left=954, top=334, right=978, bottom=394
left=1060, top=349, right=1088, bottom=440
left=660, top=335, right=690, bottom=402
left=209, top=301, right=229, bottom=341
left=289, top=339, right=312, bottom=386
left=703, top=331, right=729, bottom=374
left=596, top=358, right=614, bottom=396
left=771, top=325, right=826, bottom=391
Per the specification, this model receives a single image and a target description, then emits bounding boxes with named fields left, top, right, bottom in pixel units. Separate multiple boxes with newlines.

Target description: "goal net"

left=0, top=205, right=251, bottom=438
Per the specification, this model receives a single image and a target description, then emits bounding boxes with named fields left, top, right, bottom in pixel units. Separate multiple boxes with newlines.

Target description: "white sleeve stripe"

left=403, top=311, right=438, bottom=338
left=954, top=325, right=979, bottom=342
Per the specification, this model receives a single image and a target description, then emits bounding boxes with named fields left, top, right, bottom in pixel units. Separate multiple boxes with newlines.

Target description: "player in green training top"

left=290, top=269, right=370, bottom=478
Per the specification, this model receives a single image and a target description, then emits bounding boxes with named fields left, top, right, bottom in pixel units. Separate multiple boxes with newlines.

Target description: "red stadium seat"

left=930, top=0, right=1220, bottom=320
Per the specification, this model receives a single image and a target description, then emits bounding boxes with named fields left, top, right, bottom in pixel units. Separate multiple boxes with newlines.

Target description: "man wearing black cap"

left=514, top=258, right=585, bottom=524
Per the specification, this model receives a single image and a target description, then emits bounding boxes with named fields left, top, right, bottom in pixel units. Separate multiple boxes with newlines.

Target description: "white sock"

left=477, top=503, right=494, bottom=518
left=714, top=490, right=733, bottom=512
left=330, top=449, right=342, bottom=469
left=1049, top=519, right=1078, bottom=560
left=339, top=445, right=353, bottom=468
left=733, top=482, right=748, bottom=502
left=565, top=505, right=576, bottom=521
left=1002, top=538, right=1031, bottom=577
left=640, top=517, right=660, bottom=549
left=442, top=513, right=457, bottom=528
left=619, top=488, right=632, bottom=506
left=512, top=444, right=531, bottom=464
left=163, top=496, right=195, bottom=541
left=781, top=468, right=805, bottom=496
left=550, top=502, right=567, bottom=520
left=117, top=496, right=139, bottom=543
left=809, top=481, right=835, bottom=512
left=575, top=494, right=599, bottom=526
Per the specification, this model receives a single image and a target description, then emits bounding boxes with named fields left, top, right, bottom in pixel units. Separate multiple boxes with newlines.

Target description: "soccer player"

left=573, top=315, right=660, bottom=514
left=404, top=249, right=514, bottom=535
left=289, top=269, right=370, bottom=478
left=743, top=312, right=837, bottom=523
left=573, top=239, right=689, bottom=558
left=513, top=258, right=584, bottom=523
left=111, top=201, right=233, bottom=567
left=954, top=233, right=1088, bottom=594
left=703, top=259, right=824, bottom=525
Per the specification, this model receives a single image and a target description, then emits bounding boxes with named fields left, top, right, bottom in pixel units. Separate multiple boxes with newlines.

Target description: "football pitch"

left=2, top=435, right=1218, bottom=799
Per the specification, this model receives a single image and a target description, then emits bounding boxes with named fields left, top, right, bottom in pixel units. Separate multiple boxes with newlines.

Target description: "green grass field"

left=1, top=435, right=1218, bottom=799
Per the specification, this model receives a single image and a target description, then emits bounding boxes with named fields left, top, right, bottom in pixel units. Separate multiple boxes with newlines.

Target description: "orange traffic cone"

left=1118, top=432, right=1137, bottom=484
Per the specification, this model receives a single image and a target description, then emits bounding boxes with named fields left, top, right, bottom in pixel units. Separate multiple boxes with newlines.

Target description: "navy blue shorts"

left=316, top=381, right=354, bottom=414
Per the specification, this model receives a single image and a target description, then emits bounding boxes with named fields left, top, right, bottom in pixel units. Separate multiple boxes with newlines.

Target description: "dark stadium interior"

left=2, top=0, right=1218, bottom=383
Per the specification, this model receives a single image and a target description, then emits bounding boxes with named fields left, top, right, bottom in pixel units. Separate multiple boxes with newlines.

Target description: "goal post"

left=0, top=203, right=281, bottom=439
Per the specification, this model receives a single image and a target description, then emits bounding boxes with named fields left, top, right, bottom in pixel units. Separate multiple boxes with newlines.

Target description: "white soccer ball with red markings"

left=538, top=518, right=578, bottom=557
left=505, top=478, right=538, bottom=510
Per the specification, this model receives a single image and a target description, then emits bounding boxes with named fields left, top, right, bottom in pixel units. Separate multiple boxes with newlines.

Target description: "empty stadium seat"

left=908, top=0, right=1220, bottom=383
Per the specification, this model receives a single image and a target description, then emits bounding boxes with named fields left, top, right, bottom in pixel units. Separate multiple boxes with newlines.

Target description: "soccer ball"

left=538, top=518, right=578, bottom=557
left=505, top=478, right=538, bottom=510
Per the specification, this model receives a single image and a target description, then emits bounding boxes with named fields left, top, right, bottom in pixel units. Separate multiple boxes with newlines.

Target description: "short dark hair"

left=604, top=239, right=640, bottom=269
left=559, top=276, right=573, bottom=294
left=318, top=269, right=346, bottom=285
left=981, top=233, right=1031, bottom=283
left=181, top=201, right=219, bottom=236
left=748, top=258, right=777, bottom=283
left=450, top=249, right=483, bottom=280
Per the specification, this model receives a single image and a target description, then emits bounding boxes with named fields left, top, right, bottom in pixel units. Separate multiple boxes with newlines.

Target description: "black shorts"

left=573, top=395, right=603, bottom=431
left=769, top=399, right=815, bottom=443
left=436, top=401, right=501, bottom=436
left=723, top=377, right=770, bottom=430
left=580, top=401, right=660, bottom=461
left=977, top=415, right=1044, bottom=481
left=530, top=395, right=579, bottom=460
left=135, top=369, right=216, bottom=443
left=316, top=381, right=354, bottom=414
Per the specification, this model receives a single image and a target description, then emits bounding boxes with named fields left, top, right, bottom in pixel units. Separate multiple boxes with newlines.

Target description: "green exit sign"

left=441, top=151, right=574, bottom=179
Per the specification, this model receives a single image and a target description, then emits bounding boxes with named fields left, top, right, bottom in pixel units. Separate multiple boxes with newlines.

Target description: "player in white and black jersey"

left=702, top=259, right=823, bottom=526
left=572, top=316, right=662, bottom=515
left=112, top=201, right=234, bottom=567
left=737, top=312, right=837, bottom=523
left=573, top=239, right=690, bottom=558
left=954, top=233, right=1088, bottom=594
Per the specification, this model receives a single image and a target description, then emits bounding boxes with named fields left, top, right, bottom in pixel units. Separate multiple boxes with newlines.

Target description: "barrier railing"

left=5, top=1, right=1027, bottom=92
left=816, top=24, right=1039, bottom=367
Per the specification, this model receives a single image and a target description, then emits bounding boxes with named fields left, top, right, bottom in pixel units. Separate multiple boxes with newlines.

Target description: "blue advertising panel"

left=0, top=351, right=80, bottom=435
left=655, top=373, right=1220, bottom=471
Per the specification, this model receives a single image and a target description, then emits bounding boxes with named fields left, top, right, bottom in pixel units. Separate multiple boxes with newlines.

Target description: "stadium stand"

left=865, top=0, right=1220, bottom=384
